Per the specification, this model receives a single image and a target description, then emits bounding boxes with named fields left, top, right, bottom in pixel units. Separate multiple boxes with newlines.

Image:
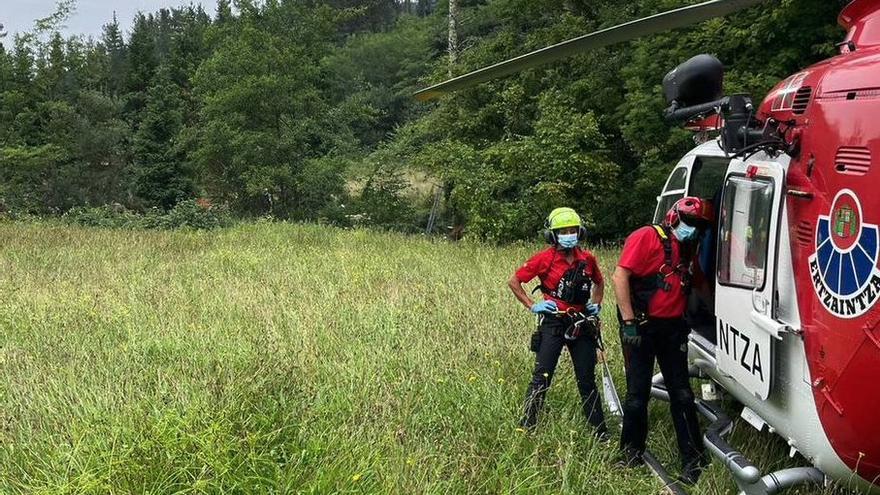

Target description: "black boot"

left=594, top=427, right=611, bottom=443
left=678, top=453, right=710, bottom=485
left=615, top=447, right=644, bottom=468
left=519, top=387, right=544, bottom=430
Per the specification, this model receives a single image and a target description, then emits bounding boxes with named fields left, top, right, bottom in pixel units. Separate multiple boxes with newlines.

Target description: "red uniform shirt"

left=515, top=247, right=603, bottom=312
left=618, top=226, right=687, bottom=319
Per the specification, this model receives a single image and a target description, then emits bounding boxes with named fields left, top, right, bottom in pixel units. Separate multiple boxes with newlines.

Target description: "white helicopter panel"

left=713, top=157, right=786, bottom=400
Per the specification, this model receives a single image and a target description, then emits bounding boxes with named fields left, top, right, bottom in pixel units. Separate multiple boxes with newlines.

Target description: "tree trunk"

left=448, top=0, right=458, bottom=77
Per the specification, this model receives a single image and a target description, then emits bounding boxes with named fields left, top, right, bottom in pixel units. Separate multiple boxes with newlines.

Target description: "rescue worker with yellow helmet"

left=508, top=207, right=607, bottom=437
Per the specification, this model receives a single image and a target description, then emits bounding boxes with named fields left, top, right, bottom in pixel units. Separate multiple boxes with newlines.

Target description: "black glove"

left=621, top=320, right=641, bottom=347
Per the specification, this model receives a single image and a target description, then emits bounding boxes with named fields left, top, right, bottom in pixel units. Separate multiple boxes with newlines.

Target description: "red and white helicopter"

left=416, top=0, right=880, bottom=493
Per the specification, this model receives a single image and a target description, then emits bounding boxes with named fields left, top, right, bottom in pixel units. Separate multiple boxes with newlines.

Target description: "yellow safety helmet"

left=546, top=207, right=582, bottom=230
left=544, top=207, right=586, bottom=244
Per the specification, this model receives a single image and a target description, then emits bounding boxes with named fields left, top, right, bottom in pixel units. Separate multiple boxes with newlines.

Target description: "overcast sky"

left=2, top=0, right=208, bottom=46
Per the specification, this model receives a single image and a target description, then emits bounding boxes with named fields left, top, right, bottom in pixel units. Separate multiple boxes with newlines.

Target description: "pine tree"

left=0, top=43, right=11, bottom=92
left=6, top=35, right=39, bottom=147
left=132, top=65, right=193, bottom=209
left=0, top=43, right=15, bottom=143
left=216, top=0, right=232, bottom=24
left=41, top=32, right=67, bottom=99
left=168, top=6, right=211, bottom=89
left=101, top=13, right=127, bottom=96
left=63, top=37, right=88, bottom=96
left=11, top=36, right=34, bottom=88
left=126, top=13, right=158, bottom=117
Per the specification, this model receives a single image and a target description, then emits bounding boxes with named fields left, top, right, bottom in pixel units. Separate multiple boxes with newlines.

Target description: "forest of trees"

left=0, top=0, right=850, bottom=241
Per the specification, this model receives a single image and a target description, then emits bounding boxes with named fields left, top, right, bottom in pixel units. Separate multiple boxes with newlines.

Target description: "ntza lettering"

left=717, top=321, right=764, bottom=382
left=809, top=258, right=880, bottom=318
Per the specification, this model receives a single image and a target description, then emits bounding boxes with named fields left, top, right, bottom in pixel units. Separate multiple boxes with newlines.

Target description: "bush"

left=63, top=199, right=232, bottom=230
left=349, top=165, right=424, bottom=233
left=158, top=199, right=232, bottom=230
left=63, top=204, right=143, bottom=229
left=290, top=158, right=349, bottom=221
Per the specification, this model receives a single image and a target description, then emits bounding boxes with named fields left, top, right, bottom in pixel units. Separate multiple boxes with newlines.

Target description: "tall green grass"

left=0, top=223, right=842, bottom=493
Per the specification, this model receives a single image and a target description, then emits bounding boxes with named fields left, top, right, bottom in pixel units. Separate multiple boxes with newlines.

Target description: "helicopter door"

left=714, top=161, right=786, bottom=400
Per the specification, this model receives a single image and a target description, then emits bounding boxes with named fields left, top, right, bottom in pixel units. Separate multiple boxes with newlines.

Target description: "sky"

left=1, top=0, right=208, bottom=46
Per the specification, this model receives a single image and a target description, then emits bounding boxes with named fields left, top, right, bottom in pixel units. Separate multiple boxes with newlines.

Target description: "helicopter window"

left=689, top=157, right=730, bottom=200
left=665, top=167, right=688, bottom=193
left=654, top=193, right=684, bottom=224
left=717, top=176, right=774, bottom=290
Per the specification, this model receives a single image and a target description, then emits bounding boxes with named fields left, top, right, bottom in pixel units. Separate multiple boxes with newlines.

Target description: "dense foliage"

left=0, top=0, right=848, bottom=240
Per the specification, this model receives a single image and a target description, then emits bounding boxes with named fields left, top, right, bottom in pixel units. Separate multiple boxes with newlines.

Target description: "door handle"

left=752, top=287, right=769, bottom=314
left=750, top=311, right=790, bottom=340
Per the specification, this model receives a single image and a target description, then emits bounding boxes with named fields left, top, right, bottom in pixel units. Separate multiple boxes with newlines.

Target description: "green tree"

left=189, top=2, right=353, bottom=217
left=101, top=13, right=128, bottom=96
left=215, top=0, right=233, bottom=24
left=322, top=15, right=438, bottom=150
left=126, top=13, right=159, bottom=117
left=132, top=65, right=193, bottom=209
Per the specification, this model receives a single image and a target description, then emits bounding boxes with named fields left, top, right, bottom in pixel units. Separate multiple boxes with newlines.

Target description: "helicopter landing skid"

left=642, top=449, right=689, bottom=495
left=650, top=379, right=826, bottom=495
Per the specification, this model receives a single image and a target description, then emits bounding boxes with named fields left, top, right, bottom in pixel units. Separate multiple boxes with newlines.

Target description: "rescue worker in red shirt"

left=508, top=207, right=607, bottom=437
left=613, top=197, right=713, bottom=485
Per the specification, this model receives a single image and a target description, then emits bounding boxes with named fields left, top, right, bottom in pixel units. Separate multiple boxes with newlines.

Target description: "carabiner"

left=658, top=264, right=676, bottom=278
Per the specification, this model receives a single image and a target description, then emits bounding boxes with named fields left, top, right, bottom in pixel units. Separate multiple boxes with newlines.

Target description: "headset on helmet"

left=664, top=196, right=714, bottom=230
left=542, top=207, right=587, bottom=245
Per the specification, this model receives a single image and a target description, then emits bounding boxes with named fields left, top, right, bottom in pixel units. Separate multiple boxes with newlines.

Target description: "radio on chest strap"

left=532, top=252, right=593, bottom=305
left=629, top=224, right=694, bottom=314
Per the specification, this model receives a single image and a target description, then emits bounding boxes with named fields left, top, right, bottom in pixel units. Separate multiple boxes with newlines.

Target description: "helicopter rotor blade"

left=415, top=0, right=765, bottom=101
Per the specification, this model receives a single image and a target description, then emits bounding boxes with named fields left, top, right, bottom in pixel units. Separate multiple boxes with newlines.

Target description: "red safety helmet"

left=664, top=196, right=714, bottom=229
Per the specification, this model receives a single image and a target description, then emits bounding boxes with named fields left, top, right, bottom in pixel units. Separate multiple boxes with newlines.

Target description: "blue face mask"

left=673, top=222, right=698, bottom=242
left=557, top=233, right=579, bottom=249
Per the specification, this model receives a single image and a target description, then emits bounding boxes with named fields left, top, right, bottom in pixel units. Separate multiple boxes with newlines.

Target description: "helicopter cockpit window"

left=665, top=167, right=688, bottom=193
left=717, top=176, right=774, bottom=289
left=689, top=157, right=730, bottom=200
left=654, top=167, right=690, bottom=223
left=655, top=193, right=684, bottom=224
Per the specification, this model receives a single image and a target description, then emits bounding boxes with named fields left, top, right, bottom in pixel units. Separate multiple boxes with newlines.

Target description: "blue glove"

left=586, top=303, right=602, bottom=317
left=530, top=300, right=558, bottom=314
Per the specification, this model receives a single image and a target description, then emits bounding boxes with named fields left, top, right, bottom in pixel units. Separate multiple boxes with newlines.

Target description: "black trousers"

left=619, top=317, right=704, bottom=467
left=521, top=315, right=606, bottom=433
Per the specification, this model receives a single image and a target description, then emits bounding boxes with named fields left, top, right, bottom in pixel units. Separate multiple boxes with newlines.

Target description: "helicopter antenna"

left=415, top=0, right=766, bottom=101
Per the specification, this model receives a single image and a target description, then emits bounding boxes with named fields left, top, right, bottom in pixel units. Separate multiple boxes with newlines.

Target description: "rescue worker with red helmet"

left=508, top=207, right=607, bottom=437
left=613, top=196, right=714, bottom=484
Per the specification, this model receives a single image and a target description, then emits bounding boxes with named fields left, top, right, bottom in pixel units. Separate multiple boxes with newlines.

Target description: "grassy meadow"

left=0, top=222, right=838, bottom=494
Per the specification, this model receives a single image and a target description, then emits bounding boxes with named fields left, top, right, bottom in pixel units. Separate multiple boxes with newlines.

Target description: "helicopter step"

left=650, top=378, right=827, bottom=495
